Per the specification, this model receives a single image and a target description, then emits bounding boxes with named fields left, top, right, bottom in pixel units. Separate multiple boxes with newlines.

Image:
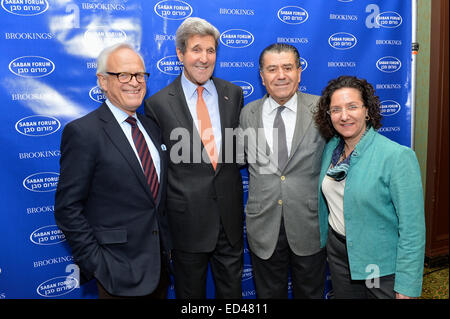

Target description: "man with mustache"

left=239, top=43, right=326, bottom=298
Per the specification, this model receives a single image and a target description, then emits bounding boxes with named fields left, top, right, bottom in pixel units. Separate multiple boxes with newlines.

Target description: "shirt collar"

left=268, top=93, right=298, bottom=114
left=181, top=70, right=214, bottom=99
left=105, top=99, right=136, bottom=124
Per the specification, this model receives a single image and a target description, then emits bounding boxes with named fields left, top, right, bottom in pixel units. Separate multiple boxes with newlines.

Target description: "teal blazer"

left=318, top=127, right=426, bottom=297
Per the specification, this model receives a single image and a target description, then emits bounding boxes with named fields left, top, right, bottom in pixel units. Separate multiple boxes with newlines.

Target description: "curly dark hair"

left=313, top=75, right=382, bottom=141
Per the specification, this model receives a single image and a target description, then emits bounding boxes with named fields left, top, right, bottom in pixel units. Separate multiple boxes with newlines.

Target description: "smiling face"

left=329, top=87, right=369, bottom=146
left=260, top=51, right=301, bottom=105
left=97, top=47, right=146, bottom=115
left=177, top=34, right=216, bottom=86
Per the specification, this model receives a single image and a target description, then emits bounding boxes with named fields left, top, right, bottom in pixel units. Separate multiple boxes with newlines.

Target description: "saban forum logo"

left=231, top=81, right=254, bottom=99
left=154, top=0, right=192, bottom=20
left=278, top=6, right=309, bottom=24
left=157, top=55, right=183, bottom=75
left=23, top=172, right=59, bottom=192
left=376, top=56, right=402, bottom=73
left=36, top=275, right=77, bottom=297
left=9, top=56, right=55, bottom=78
left=328, top=32, right=357, bottom=50
left=242, top=264, right=253, bottom=281
left=220, top=29, right=254, bottom=49
left=380, top=100, right=401, bottom=117
left=1, top=0, right=49, bottom=16
left=300, top=57, right=308, bottom=71
left=84, top=26, right=127, bottom=45
left=30, top=224, right=66, bottom=246
left=89, top=86, right=107, bottom=103
left=376, top=11, right=402, bottom=28
left=15, top=115, right=61, bottom=137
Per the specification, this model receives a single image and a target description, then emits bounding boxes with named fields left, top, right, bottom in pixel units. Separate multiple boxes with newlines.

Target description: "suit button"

left=278, top=199, right=283, bottom=206
left=152, top=230, right=158, bottom=235
left=281, top=176, right=285, bottom=181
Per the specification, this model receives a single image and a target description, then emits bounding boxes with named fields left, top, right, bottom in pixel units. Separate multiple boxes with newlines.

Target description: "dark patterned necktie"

left=273, top=106, right=288, bottom=169
left=125, top=116, right=159, bottom=200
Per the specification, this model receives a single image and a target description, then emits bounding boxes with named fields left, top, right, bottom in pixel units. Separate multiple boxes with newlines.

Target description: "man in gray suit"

left=239, top=43, right=326, bottom=298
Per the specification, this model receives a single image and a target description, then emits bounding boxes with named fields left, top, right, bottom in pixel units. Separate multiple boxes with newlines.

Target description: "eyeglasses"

left=106, top=72, right=149, bottom=83
left=326, top=104, right=365, bottom=115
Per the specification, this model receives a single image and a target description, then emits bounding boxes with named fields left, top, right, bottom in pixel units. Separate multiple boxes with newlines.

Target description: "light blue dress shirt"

left=180, top=71, right=222, bottom=156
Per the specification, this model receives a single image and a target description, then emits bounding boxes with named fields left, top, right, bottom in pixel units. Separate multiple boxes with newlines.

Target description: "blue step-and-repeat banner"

left=0, top=0, right=412, bottom=299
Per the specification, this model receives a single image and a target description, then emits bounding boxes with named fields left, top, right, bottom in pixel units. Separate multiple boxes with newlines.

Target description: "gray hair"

left=96, top=42, right=145, bottom=87
left=175, top=17, right=220, bottom=53
left=259, top=43, right=301, bottom=72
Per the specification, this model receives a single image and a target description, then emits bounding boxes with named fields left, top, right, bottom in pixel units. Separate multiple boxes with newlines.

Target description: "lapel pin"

left=161, top=144, right=167, bottom=151
left=224, top=96, right=229, bottom=101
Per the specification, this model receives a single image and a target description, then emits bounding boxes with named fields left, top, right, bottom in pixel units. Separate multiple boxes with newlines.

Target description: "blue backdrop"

left=0, top=0, right=412, bottom=299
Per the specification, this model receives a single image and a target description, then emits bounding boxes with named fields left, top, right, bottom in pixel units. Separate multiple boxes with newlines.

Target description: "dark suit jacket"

left=54, top=103, right=171, bottom=297
left=144, top=75, right=244, bottom=252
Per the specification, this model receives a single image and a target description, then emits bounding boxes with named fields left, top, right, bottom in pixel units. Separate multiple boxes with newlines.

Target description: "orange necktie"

left=196, top=86, right=218, bottom=170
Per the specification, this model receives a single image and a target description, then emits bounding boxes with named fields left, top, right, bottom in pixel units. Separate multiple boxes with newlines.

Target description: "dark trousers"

left=250, top=221, right=327, bottom=299
left=172, top=223, right=243, bottom=299
left=96, top=260, right=170, bottom=299
left=327, top=227, right=396, bottom=299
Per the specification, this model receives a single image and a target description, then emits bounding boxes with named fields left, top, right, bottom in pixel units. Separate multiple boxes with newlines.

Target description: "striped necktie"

left=125, top=116, right=159, bottom=200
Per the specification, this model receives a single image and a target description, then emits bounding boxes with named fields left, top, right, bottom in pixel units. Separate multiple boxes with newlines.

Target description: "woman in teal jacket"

left=314, top=76, right=425, bottom=299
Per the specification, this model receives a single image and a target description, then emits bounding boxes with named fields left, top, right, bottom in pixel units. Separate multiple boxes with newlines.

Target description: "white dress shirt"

left=322, top=174, right=346, bottom=236
left=262, top=94, right=297, bottom=156
left=105, top=99, right=160, bottom=181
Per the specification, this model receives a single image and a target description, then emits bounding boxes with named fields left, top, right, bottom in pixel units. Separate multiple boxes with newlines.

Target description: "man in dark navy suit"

left=145, top=17, right=244, bottom=298
left=55, top=43, right=171, bottom=298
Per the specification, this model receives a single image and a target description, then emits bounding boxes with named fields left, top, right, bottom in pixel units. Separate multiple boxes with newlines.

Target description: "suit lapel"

left=212, top=77, right=229, bottom=175
left=249, top=95, right=278, bottom=173
left=167, top=76, right=196, bottom=133
left=289, top=92, right=314, bottom=161
left=98, top=104, right=156, bottom=204
left=254, top=95, right=271, bottom=156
